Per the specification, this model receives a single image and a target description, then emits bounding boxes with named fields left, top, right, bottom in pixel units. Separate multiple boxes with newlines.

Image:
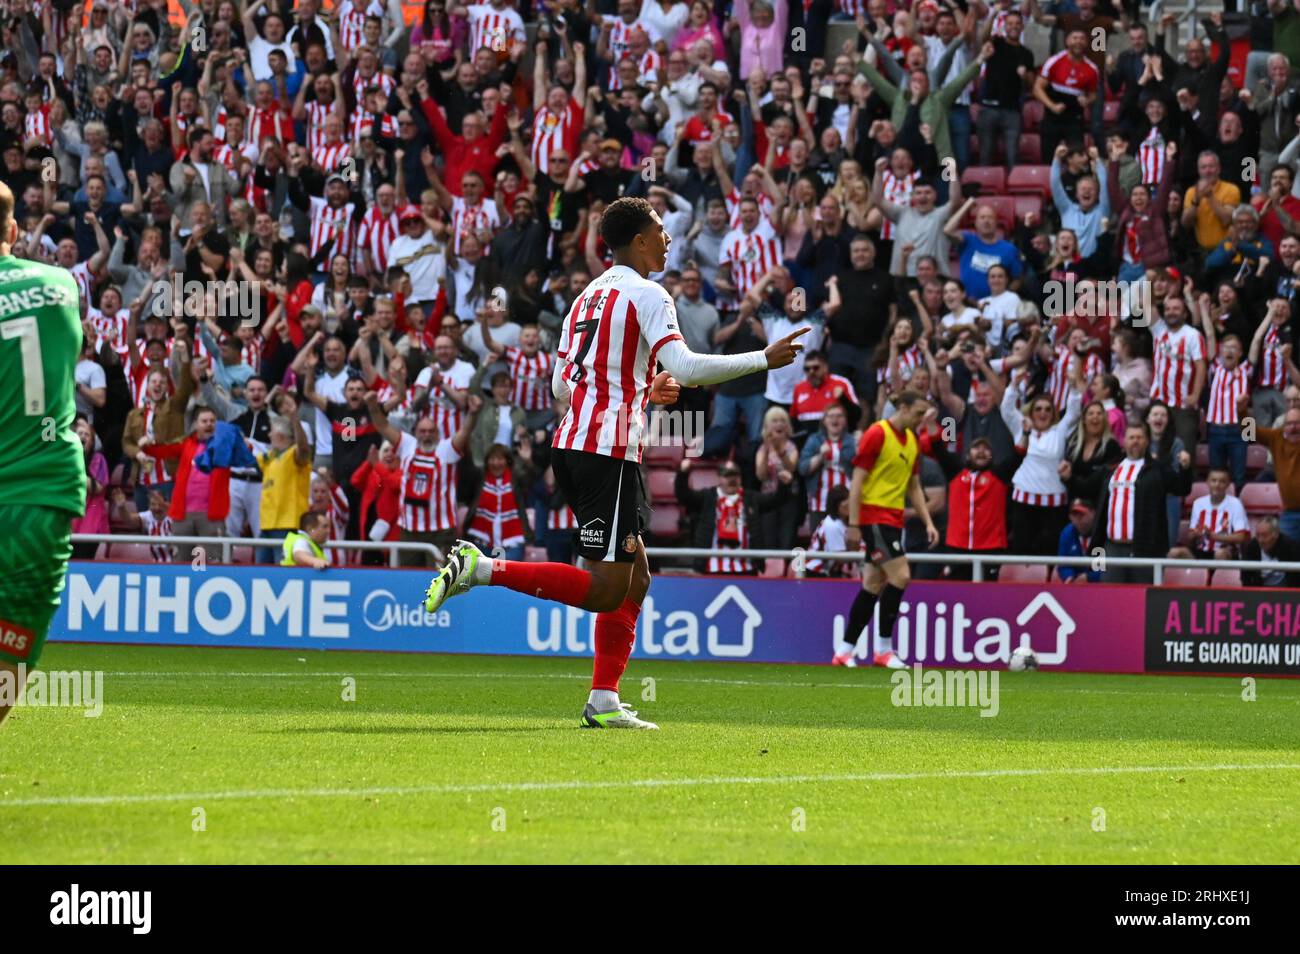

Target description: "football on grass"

left=1009, top=647, right=1039, bottom=672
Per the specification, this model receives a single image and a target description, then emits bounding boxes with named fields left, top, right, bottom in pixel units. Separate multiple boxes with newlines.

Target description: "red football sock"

left=490, top=559, right=593, bottom=607
left=591, top=597, right=641, bottom=692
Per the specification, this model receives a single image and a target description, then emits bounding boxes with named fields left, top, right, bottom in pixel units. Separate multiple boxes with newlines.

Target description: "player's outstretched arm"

left=654, top=327, right=810, bottom=387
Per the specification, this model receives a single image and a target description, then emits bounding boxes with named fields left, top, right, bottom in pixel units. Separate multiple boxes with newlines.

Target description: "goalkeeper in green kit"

left=0, top=181, right=88, bottom=726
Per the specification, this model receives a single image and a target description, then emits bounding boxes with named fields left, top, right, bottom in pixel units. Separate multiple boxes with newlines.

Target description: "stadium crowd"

left=8, top=0, right=1300, bottom=585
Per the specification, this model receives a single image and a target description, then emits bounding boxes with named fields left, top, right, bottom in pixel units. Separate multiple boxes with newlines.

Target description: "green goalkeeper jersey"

left=0, top=254, right=87, bottom=516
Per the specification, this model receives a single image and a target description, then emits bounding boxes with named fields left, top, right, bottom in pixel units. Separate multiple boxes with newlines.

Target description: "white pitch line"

left=3, top=763, right=1298, bottom=809
left=92, top=670, right=1296, bottom=700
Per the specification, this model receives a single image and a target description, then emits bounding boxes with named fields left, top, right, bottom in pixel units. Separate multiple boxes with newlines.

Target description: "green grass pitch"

left=3, top=644, right=1299, bottom=864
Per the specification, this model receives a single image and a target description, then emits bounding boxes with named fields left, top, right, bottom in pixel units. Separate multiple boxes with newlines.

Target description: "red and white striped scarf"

left=708, top=489, right=750, bottom=574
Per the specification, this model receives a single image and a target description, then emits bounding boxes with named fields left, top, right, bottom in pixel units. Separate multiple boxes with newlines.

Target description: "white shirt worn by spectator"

left=1188, top=493, right=1249, bottom=553
left=387, top=230, right=446, bottom=302
left=248, top=36, right=297, bottom=82
left=1001, top=385, right=1082, bottom=503
left=462, top=319, right=520, bottom=363
left=979, top=290, right=1022, bottom=350
left=764, top=311, right=826, bottom=404
left=75, top=358, right=106, bottom=425
left=313, top=366, right=351, bottom=458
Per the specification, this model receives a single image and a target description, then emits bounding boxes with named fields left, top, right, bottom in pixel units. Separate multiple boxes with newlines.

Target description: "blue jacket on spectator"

left=1057, top=522, right=1102, bottom=583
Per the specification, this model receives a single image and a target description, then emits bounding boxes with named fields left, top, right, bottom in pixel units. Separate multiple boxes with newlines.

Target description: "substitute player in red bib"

left=843, top=391, right=939, bottom=669
left=424, top=197, right=808, bottom=728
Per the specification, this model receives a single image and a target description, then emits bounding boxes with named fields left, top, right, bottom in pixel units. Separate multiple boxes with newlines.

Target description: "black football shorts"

left=551, top=449, right=651, bottom=563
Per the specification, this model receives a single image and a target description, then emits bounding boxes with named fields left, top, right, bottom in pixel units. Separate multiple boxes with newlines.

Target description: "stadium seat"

left=1021, top=100, right=1043, bottom=132
left=1102, top=101, right=1121, bottom=123
left=1247, top=442, right=1269, bottom=474
left=1177, top=519, right=1191, bottom=546
left=1187, top=482, right=1211, bottom=511
left=960, top=165, right=1006, bottom=195
left=1016, top=134, right=1042, bottom=165
left=105, top=543, right=156, bottom=563
left=1011, top=194, right=1043, bottom=225
left=645, top=442, right=684, bottom=466
left=1211, top=569, right=1244, bottom=587
left=997, top=563, right=1047, bottom=583
left=1162, top=567, right=1210, bottom=587
left=687, top=466, right=720, bottom=491
left=230, top=546, right=255, bottom=564
left=1241, top=482, right=1283, bottom=514
left=762, top=558, right=786, bottom=578
left=648, top=505, right=683, bottom=540
left=524, top=546, right=549, bottom=564
left=1006, top=164, right=1052, bottom=198
left=647, top=468, right=677, bottom=502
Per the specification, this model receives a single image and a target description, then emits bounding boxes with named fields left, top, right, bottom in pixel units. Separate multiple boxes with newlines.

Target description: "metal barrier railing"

left=644, top=547, right=1300, bottom=586
left=72, top=534, right=442, bottom=567
left=71, top=534, right=1300, bottom=586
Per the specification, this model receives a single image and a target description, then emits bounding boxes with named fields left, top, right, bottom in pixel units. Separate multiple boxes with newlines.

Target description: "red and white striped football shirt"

left=530, top=100, right=583, bottom=177
left=304, top=100, right=336, bottom=151
left=319, top=482, right=353, bottom=566
left=397, top=432, right=461, bottom=533
left=1137, top=127, right=1165, bottom=187
left=807, top=436, right=850, bottom=511
left=1049, top=345, right=1103, bottom=412
left=246, top=105, right=293, bottom=146
left=338, top=0, right=383, bottom=51
left=1188, top=493, right=1249, bottom=554
left=1105, top=458, right=1145, bottom=543
left=138, top=510, right=175, bottom=562
left=358, top=206, right=401, bottom=274
left=307, top=196, right=358, bottom=269
left=552, top=265, right=684, bottom=462
left=879, top=169, right=918, bottom=241
left=719, top=221, right=781, bottom=301
left=24, top=105, right=52, bottom=146
left=1151, top=321, right=1206, bottom=409
left=467, top=3, right=524, bottom=54
left=136, top=400, right=170, bottom=486
left=312, top=141, right=353, bottom=174
left=89, top=307, right=131, bottom=361
left=1259, top=323, right=1288, bottom=390
left=547, top=502, right=577, bottom=531
left=449, top=196, right=501, bottom=254
left=502, top=344, right=555, bottom=412
left=1207, top=358, right=1251, bottom=425
left=709, top=490, right=751, bottom=574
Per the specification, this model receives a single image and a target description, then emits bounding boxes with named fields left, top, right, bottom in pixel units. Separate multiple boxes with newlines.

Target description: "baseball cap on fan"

left=398, top=205, right=423, bottom=224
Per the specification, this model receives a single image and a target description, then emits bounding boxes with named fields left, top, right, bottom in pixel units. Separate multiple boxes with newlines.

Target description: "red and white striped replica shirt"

left=530, top=100, right=583, bottom=177
left=1039, top=50, right=1100, bottom=101
left=136, top=400, right=170, bottom=486
left=450, top=196, right=501, bottom=254
left=719, top=220, right=782, bottom=300
left=709, top=490, right=751, bottom=574
left=397, top=432, right=461, bottom=533
left=246, top=105, right=293, bottom=146
left=312, top=141, right=352, bottom=175
left=807, top=436, right=850, bottom=511
left=351, top=110, right=400, bottom=144
left=879, top=169, right=918, bottom=241
left=307, top=196, right=358, bottom=269
left=374, top=376, right=412, bottom=416
left=212, top=141, right=236, bottom=172
left=338, top=0, right=383, bottom=50
left=319, top=482, right=353, bottom=566
left=548, top=502, right=577, bottom=531
left=71, top=262, right=95, bottom=308
left=1189, top=493, right=1249, bottom=554
left=502, top=344, right=555, bottom=412
left=878, top=344, right=925, bottom=384
left=212, top=106, right=229, bottom=142
left=467, top=2, right=525, bottom=54
left=553, top=265, right=684, bottom=462
left=1105, top=458, right=1145, bottom=543
left=1259, top=323, right=1289, bottom=390
left=724, top=187, right=776, bottom=231
left=603, top=17, right=639, bottom=86
left=89, top=307, right=131, bottom=361
left=24, top=105, right=52, bottom=146
left=1151, top=321, right=1206, bottom=409
left=304, top=100, right=337, bottom=151
left=1207, top=358, right=1252, bottom=425
left=791, top=374, right=859, bottom=423
left=837, top=0, right=867, bottom=18
left=415, top=359, right=476, bottom=439
left=358, top=206, right=401, bottom=274
left=138, top=510, right=175, bottom=562
left=240, top=335, right=263, bottom=374
left=351, top=70, right=396, bottom=104
left=1137, top=127, right=1165, bottom=187
left=1048, top=345, right=1103, bottom=412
